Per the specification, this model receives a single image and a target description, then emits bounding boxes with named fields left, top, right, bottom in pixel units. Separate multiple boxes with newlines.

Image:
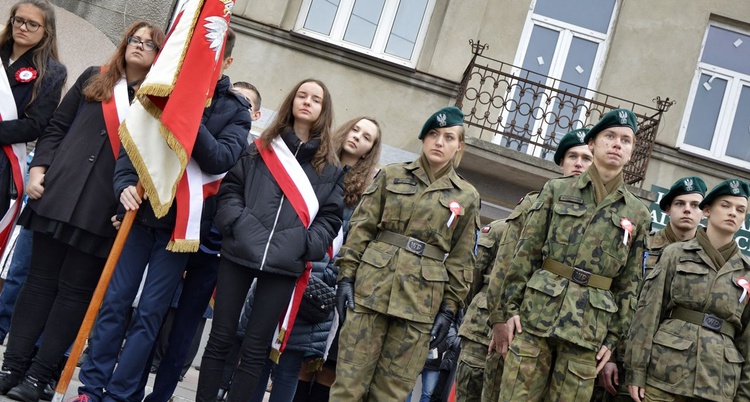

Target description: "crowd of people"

left=0, top=1, right=749, bottom=402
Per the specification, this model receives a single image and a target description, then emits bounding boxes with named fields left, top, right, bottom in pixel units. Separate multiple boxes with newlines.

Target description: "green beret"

left=553, top=128, right=589, bottom=165
left=419, top=106, right=464, bottom=140
left=658, top=176, right=707, bottom=211
left=584, top=108, right=638, bottom=143
left=699, top=178, right=750, bottom=209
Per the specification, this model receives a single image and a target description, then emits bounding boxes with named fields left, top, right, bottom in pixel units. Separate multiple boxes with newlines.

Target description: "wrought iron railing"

left=456, top=40, right=673, bottom=186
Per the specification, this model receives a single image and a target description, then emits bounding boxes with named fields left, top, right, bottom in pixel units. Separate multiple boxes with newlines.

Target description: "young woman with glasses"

left=0, top=20, right=165, bottom=402
left=0, top=0, right=66, bottom=268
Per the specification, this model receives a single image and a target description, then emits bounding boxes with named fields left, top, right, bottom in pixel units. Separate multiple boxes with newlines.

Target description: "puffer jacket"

left=215, top=129, right=345, bottom=277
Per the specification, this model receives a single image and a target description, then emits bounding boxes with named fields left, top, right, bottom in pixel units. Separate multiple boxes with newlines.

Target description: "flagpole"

left=52, top=183, right=144, bottom=402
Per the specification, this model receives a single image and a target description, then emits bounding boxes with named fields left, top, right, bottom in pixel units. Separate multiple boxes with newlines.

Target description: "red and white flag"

left=119, top=0, right=234, bottom=252
left=0, top=61, right=26, bottom=258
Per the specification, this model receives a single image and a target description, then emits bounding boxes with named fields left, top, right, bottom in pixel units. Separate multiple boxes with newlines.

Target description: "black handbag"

left=298, top=274, right=335, bottom=323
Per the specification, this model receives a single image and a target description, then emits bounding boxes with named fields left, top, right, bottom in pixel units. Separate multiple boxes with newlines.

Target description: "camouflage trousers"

left=481, top=347, right=504, bottom=402
left=455, top=338, right=486, bottom=402
left=641, top=384, right=705, bottom=402
left=590, top=361, right=631, bottom=402
left=330, top=305, right=432, bottom=402
left=499, top=331, right=597, bottom=402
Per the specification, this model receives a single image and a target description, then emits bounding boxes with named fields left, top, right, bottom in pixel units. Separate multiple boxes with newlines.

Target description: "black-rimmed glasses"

left=10, top=16, right=43, bottom=32
left=126, top=36, right=158, bottom=52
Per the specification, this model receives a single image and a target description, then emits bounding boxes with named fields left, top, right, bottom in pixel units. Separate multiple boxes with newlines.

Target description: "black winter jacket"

left=215, top=130, right=344, bottom=277
left=114, top=74, right=250, bottom=231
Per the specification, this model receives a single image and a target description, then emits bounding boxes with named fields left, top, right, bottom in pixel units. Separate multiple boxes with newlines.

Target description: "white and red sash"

left=168, top=159, right=224, bottom=251
left=101, top=74, right=129, bottom=157
left=256, top=136, right=321, bottom=361
left=0, top=61, right=25, bottom=258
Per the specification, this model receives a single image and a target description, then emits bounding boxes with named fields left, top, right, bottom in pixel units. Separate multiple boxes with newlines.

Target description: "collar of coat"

left=679, top=237, right=750, bottom=271
left=404, top=158, right=471, bottom=191
left=574, top=169, right=639, bottom=205
left=279, top=129, right=322, bottom=163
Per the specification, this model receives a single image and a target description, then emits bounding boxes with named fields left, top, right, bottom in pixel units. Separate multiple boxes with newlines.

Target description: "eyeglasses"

left=10, top=16, right=43, bottom=33
left=126, top=36, right=158, bottom=52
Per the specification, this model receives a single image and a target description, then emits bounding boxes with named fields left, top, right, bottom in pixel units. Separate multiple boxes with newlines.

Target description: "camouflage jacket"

left=500, top=171, right=651, bottom=352
left=336, top=159, right=480, bottom=323
left=459, top=220, right=508, bottom=346
left=625, top=238, right=750, bottom=402
left=486, top=192, right=538, bottom=325
left=645, top=228, right=671, bottom=275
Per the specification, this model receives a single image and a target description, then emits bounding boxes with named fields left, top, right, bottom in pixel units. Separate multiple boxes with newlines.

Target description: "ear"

left=222, top=56, right=234, bottom=71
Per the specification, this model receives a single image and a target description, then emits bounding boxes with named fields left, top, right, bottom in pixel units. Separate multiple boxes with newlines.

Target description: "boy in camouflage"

left=497, top=109, right=651, bottom=401
left=593, top=176, right=706, bottom=402
left=625, top=179, right=750, bottom=402
left=458, top=128, right=593, bottom=402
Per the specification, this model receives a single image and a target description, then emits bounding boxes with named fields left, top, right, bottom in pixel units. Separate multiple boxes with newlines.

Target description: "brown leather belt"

left=376, top=231, right=447, bottom=262
left=542, top=259, right=612, bottom=290
left=670, top=307, right=735, bottom=337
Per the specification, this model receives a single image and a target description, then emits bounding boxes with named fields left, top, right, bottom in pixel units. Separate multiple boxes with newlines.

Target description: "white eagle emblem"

left=576, top=131, right=585, bottom=143
left=436, top=113, right=447, bottom=127
left=204, top=16, right=229, bottom=62
left=618, top=110, right=628, bottom=125
left=684, top=178, right=693, bottom=191
left=731, top=180, right=741, bottom=195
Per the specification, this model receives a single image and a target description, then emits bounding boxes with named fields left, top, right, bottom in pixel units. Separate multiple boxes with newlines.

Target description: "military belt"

left=670, top=307, right=735, bottom=337
left=376, top=231, right=448, bottom=262
left=541, top=259, right=612, bottom=290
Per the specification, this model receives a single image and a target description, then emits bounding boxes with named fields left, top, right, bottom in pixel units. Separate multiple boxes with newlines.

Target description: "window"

left=295, top=0, right=436, bottom=67
left=493, top=0, right=617, bottom=160
left=678, top=24, right=750, bottom=168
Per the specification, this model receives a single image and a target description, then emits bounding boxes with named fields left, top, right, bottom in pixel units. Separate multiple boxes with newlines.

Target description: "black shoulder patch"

left=558, top=195, right=583, bottom=205
left=393, top=178, right=417, bottom=186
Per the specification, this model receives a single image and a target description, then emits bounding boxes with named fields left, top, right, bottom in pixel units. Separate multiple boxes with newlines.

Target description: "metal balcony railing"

left=455, top=40, right=673, bottom=186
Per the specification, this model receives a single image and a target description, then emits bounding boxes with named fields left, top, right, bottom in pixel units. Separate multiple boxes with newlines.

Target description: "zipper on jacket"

left=259, top=141, right=303, bottom=270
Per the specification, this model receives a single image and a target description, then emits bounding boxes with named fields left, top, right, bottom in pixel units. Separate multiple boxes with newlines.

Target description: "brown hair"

left=259, top=78, right=336, bottom=174
left=233, top=81, right=261, bottom=109
left=82, top=20, right=165, bottom=102
left=332, top=117, right=382, bottom=207
left=0, top=0, right=62, bottom=106
left=453, top=126, right=466, bottom=167
left=224, top=27, right=235, bottom=58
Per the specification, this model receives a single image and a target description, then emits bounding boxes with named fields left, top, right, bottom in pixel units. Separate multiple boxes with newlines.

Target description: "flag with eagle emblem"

left=120, top=0, right=234, bottom=251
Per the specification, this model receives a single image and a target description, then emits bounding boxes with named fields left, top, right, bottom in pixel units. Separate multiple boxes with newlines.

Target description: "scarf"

left=588, top=163, right=624, bottom=204
left=696, top=227, right=739, bottom=270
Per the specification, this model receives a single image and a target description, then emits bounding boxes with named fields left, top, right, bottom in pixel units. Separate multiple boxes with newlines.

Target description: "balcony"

left=455, top=41, right=673, bottom=187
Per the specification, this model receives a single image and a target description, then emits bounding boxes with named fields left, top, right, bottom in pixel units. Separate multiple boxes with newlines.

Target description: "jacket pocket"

left=520, top=270, right=566, bottom=331
left=354, top=244, right=393, bottom=299
left=581, top=290, right=618, bottom=345
left=647, top=330, right=694, bottom=387
left=382, top=182, right=417, bottom=223
left=722, top=346, right=744, bottom=399
left=418, top=260, right=449, bottom=317
left=672, top=262, right=711, bottom=303
left=551, top=202, right=586, bottom=246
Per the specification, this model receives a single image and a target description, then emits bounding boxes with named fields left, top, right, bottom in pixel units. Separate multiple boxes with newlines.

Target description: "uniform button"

left=88, top=155, right=95, bottom=162
left=100, top=130, right=107, bottom=136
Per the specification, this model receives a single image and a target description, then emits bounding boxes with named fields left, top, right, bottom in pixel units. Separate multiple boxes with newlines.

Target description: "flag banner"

left=120, top=0, right=234, bottom=218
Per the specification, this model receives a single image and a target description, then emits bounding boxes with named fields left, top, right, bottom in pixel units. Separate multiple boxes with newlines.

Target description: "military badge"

left=738, top=277, right=750, bottom=303
left=446, top=200, right=462, bottom=227
left=576, top=131, right=585, bottom=143
left=621, top=217, right=633, bottom=246
left=731, top=180, right=741, bottom=195
left=618, top=110, right=628, bottom=124
left=437, top=113, right=447, bottom=127
left=684, top=178, right=694, bottom=191
left=481, top=226, right=491, bottom=233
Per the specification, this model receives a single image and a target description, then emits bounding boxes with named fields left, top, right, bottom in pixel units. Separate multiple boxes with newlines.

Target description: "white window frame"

left=676, top=23, right=750, bottom=170
left=294, top=0, right=436, bottom=68
left=492, top=0, right=618, bottom=158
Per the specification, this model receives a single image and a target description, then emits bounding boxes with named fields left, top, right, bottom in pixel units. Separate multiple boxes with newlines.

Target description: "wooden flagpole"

left=52, top=183, right=144, bottom=402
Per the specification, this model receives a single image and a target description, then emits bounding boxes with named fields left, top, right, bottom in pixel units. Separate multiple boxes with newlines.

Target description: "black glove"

left=430, top=304, right=454, bottom=349
left=336, top=278, right=355, bottom=324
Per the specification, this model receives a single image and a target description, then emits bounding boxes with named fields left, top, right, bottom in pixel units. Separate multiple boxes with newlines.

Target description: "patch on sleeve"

left=474, top=230, right=479, bottom=255
left=481, top=225, right=491, bottom=233
left=642, top=251, right=648, bottom=278
left=516, top=196, right=525, bottom=205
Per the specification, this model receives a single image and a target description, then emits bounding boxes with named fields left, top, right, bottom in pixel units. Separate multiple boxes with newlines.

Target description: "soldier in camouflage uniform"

left=459, top=129, right=592, bottom=402
left=593, top=176, right=706, bottom=402
left=498, top=109, right=651, bottom=401
left=330, top=106, right=480, bottom=402
left=625, top=179, right=750, bottom=402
